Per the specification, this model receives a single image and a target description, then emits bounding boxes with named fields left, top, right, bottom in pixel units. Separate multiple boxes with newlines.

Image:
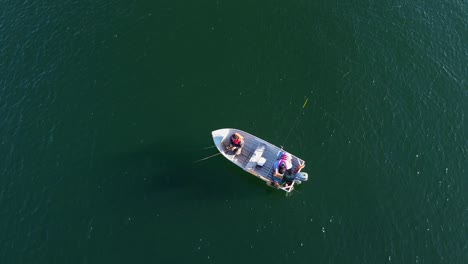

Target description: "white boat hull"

left=212, top=128, right=307, bottom=193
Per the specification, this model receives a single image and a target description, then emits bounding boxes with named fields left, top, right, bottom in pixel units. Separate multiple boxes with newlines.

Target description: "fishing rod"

left=193, top=152, right=223, bottom=163
left=203, top=146, right=216, bottom=149
left=193, top=146, right=233, bottom=163
left=282, top=97, right=309, bottom=145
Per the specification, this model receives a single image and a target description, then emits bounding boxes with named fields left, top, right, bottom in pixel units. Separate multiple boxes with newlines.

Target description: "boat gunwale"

left=211, top=128, right=305, bottom=193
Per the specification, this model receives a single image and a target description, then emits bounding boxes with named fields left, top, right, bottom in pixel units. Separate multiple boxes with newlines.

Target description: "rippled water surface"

left=1, top=1, right=466, bottom=263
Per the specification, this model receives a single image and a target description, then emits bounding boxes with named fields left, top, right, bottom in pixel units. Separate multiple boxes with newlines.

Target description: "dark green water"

left=1, top=1, right=466, bottom=263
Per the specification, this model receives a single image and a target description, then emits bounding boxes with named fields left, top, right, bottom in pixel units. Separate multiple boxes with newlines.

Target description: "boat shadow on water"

left=109, top=140, right=277, bottom=203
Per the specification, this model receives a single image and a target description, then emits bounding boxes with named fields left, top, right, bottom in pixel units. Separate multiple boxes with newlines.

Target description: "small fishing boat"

left=211, top=128, right=308, bottom=193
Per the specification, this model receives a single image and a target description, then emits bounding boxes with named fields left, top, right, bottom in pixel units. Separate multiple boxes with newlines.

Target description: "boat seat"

left=245, top=144, right=266, bottom=169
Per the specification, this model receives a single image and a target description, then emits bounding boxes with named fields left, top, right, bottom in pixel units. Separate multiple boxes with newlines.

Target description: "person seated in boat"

left=282, top=163, right=306, bottom=187
left=272, top=151, right=305, bottom=187
left=271, top=162, right=287, bottom=187
left=272, top=151, right=292, bottom=187
left=273, top=151, right=292, bottom=176
left=222, top=132, right=244, bottom=156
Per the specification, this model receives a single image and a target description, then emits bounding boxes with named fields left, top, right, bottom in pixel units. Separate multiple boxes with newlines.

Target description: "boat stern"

left=294, top=172, right=308, bottom=183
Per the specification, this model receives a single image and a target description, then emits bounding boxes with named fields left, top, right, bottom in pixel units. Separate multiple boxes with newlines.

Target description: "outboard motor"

left=293, top=172, right=308, bottom=184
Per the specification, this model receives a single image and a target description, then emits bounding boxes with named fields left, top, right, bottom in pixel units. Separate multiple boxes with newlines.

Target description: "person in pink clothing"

left=272, top=151, right=305, bottom=187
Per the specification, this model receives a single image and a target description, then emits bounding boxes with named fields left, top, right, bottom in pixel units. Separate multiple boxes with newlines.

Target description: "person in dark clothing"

left=272, top=151, right=305, bottom=188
